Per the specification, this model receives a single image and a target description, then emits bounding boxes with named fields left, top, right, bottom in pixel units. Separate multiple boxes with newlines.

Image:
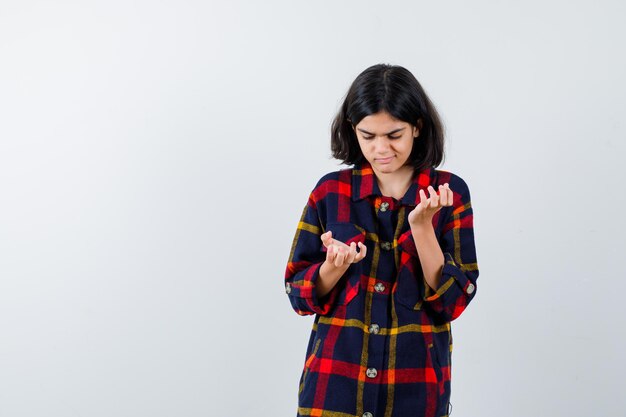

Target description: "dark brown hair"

left=331, top=64, right=445, bottom=174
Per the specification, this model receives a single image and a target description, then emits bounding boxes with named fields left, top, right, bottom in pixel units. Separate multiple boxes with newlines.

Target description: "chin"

left=376, top=165, right=396, bottom=173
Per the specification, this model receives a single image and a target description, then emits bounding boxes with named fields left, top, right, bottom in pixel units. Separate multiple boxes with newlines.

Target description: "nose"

left=372, top=136, right=391, bottom=153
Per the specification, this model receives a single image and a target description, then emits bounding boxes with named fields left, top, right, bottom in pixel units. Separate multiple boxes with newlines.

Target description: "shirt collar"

left=351, top=160, right=435, bottom=206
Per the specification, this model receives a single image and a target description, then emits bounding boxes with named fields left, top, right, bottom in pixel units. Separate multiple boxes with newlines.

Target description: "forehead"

left=355, top=111, right=408, bottom=130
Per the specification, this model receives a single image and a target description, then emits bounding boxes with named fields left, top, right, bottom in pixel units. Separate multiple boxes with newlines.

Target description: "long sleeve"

left=422, top=176, right=479, bottom=322
left=284, top=194, right=340, bottom=316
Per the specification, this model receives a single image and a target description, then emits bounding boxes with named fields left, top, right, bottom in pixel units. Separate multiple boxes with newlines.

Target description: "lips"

left=376, top=156, right=394, bottom=164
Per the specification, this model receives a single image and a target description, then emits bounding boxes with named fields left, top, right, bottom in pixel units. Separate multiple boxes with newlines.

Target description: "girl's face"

left=353, top=111, right=420, bottom=175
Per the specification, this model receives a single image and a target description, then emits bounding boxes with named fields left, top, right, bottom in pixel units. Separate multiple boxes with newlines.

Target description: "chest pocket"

left=393, top=229, right=425, bottom=311
left=324, top=222, right=366, bottom=306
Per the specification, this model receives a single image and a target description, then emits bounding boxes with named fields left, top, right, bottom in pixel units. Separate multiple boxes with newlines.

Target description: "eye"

left=361, top=135, right=401, bottom=140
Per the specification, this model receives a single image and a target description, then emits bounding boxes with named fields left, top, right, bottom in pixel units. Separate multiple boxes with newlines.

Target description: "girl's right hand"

left=320, top=230, right=367, bottom=268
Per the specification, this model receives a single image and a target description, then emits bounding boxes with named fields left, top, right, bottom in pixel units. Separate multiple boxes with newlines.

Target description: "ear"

left=414, top=118, right=423, bottom=137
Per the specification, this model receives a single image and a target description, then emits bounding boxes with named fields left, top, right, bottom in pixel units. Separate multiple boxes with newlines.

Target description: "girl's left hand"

left=408, top=183, right=453, bottom=227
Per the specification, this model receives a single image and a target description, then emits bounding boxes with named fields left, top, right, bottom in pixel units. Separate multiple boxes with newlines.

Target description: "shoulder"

left=311, top=166, right=354, bottom=192
left=313, top=166, right=353, bottom=188
left=308, top=166, right=354, bottom=205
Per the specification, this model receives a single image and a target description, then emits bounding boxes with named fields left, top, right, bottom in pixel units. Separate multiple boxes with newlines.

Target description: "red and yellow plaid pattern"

left=285, top=161, right=479, bottom=417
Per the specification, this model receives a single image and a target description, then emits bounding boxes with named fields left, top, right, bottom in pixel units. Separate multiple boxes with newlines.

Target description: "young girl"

left=284, top=63, right=479, bottom=417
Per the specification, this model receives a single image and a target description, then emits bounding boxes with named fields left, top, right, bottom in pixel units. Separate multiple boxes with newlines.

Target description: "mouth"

left=375, top=156, right=394, bottom=164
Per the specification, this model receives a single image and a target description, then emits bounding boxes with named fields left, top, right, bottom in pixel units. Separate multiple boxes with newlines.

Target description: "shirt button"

left=369, top=323, right=380, bottom=334
left=366, top=368, right=377, bottom=378
left=380, top=241, right=392, bottom=251
left=466, top=283, right=475, bottom=294
left=285, top=282, right=292, bottom=294
left=379, top=202, right=389, bottom=212
left=374, top=282, right=385, bottom=293
left=363, top=413, right=374, bottom=417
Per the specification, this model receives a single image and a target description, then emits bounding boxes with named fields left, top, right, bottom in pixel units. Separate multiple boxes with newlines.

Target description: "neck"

left=373, top=165, right=415, bottom=199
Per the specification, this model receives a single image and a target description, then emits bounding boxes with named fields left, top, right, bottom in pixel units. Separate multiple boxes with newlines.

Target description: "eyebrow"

left=357, top=127, right=406, bottom=136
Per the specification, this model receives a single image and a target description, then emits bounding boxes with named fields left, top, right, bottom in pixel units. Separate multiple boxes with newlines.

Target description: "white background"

left=1, top=1, right=624, bottom=416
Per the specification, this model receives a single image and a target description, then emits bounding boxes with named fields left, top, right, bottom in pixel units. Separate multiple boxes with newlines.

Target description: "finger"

left=428, top=185, right=439, bottom=206
left=354, top=242, right=367, bottom=262
left=419, top=189, right=430, bottom=208
left=326, top=245, right=336, bottom=263
left=335, top=240, right=350, bottom=250
left=334, top=246, right=346, bottom=267
left=345, top=242, right=357, bottom=263
left=320, top=230, right=333, bottom=247
left=438, top=184, right=448, bottom=206
left=445, top=184, right=453, bottom=206
left=355, top=242, right=367, bottom=262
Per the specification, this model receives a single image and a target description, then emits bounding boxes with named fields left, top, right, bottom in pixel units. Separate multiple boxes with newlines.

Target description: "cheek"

left=392, top=140, right=412, bottom=154
left=404, top=138, right=415, bottom=153
left=357, top=141, right=371, bottom=155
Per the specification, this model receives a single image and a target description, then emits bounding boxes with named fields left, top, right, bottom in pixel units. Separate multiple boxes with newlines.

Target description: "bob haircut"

left=331, top=63, right=445, bottom=175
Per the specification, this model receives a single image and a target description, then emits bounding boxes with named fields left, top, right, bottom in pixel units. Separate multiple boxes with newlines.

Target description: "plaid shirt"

left=284, top=160, right=479, bottom=417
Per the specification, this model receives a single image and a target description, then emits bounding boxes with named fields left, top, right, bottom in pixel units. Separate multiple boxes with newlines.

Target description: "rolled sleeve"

left=422, top=176, right=479, bottom=322
left=285, top=261, right=340, bottom=315
left=284, top=197, right=341, bottom=316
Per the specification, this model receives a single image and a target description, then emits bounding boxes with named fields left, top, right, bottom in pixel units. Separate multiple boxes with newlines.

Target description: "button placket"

left=365, top=195, right=392, bottom=416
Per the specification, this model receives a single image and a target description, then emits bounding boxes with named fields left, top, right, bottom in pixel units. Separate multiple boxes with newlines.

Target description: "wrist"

left=409, top=219, right=433, bottom=232
left=322, top=259, right=350, bottom=271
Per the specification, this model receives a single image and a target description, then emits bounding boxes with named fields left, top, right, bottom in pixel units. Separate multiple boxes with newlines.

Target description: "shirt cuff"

left=286, top=261, right=340, bottom=316
left=424, top=252, right=475, bottom=302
